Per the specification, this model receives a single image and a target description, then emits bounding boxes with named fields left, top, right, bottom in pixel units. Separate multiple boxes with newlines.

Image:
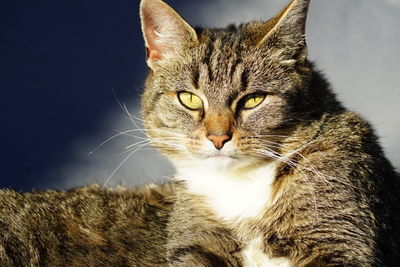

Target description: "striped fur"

left=141, top=0, right=400, bottom=266
left=0, top=0, right=398, bottom=266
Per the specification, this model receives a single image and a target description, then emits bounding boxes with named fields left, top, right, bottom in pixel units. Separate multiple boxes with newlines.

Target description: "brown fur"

left=140, top=0, right=400, bottom=266
left=0, top=184, right=175, bottom=266
left=0, top=0, right=399, bottom=266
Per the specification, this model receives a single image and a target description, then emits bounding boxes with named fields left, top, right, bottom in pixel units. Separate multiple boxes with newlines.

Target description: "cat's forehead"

left=194, top=28, right=264, bottom=101
left=196, top=31, right=246, bottom=101
left=191, top=27, right=276, bottom=105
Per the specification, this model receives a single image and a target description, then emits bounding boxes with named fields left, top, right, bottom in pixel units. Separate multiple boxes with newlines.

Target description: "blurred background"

left=0, top=0, right=399, bottom=191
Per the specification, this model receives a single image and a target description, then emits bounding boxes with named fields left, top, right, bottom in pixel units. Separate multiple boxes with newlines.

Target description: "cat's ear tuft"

left=258, top=0, right=310, bottom=62
left=140, top=0, right=198, bottom=69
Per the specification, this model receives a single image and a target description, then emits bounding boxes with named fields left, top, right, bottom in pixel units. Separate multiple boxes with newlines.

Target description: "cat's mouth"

left=200, top=154, right=239, bottom=169
left=203, top=151, right=239, bottom=160
left=202, top=153, right=241, bottom=169
left=206, top=154, right=236, bottom=160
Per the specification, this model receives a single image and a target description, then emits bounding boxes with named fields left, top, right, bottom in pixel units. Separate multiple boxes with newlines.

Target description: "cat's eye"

left=243, top=93, right=267, bottom=109
left=178, top=92, right=203, bottom=110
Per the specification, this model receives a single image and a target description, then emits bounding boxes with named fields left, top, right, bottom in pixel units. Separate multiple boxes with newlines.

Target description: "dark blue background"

left=0, top=0, right=190, bottom=191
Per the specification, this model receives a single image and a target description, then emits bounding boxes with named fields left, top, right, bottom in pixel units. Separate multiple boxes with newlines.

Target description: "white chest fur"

left=175, top=161, right=277, bottom=223
left=175, top=161, right=292, bottom=266
left=242, top=237, right=292, bottom=267
left=176, top=163, right=292, bottom=267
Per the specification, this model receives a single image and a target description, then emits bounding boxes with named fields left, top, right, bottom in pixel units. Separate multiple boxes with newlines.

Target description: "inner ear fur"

left=257, top=0, right=310, bottom=61
left=140, top=0, right=198, bottom=69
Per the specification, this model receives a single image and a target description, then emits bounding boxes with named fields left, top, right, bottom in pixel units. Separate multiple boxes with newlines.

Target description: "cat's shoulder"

left=316, top=110, right=381, bottom=148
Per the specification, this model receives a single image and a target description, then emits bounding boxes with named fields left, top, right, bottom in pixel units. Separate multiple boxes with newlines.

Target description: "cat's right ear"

left=140, top=0, right=198, bottom=70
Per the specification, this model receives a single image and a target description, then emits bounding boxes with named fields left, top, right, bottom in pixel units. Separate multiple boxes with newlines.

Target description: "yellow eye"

left=243, top=94, right=266, bottom=109
left=178, top=92, right=203, bottom=110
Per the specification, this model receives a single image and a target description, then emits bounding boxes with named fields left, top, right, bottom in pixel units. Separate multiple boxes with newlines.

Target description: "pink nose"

left=207, top=134, right=231, bottom=150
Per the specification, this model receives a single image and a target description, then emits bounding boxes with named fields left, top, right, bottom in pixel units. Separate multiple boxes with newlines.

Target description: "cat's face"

left=140, top=0, right=313, bottom=170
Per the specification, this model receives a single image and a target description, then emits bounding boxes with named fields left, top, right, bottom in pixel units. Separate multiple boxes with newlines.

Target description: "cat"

left=0, top=0, right=399, bottom=266
left=0, top=184, right=176, bottom=266
left=140, top=0, right=400, bottom=266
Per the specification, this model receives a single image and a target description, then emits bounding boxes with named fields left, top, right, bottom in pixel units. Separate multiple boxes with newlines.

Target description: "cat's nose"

left=207, top=134, right=232, bottom=150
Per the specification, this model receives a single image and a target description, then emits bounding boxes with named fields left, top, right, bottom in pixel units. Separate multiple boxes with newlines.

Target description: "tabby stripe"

left=171, top=245, right=229, bottom=266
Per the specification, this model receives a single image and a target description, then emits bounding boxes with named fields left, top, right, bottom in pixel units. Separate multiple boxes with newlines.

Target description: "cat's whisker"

left=259, top=140, right=363, bottom=192
left=250, top=150, right=316, bottom=201
left=147, top=138, right=190, bottom=151
left=120, top=138, right=188, bottom=155
left=252, top=141, right=361, bottom=198
left=122, top=135, right=189, bottom=147
left=89, top=129, right=149, bottom=155
left=249, top=147, right=320, bottom=222
left=93, top=127, right=185, bottom=151
left=121, top=104, right=145, bottom=123
left=125, top=139, right=151, bottom=150
left=90, top=127, right=188, bottom=155
left=121, top=104, right=145, bottom=134
left=245, top=134, right=301, bottom=140
left=111, top=88, right=145, bottom=131
left=123, top=137, right=188, bottom=150
left=102, top=141, right=151, bottom=187
left=146, top=128, right=187, bottom=137
left=116, top=142, right=154, bottom=157
left=252, top=141, right=335, bottom=190
left=113, top=128, right=186, bottom=140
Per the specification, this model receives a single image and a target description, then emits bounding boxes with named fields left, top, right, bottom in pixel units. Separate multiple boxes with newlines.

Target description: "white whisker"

left=102, top=141, right=150, bottom=187
left=89, top=129, right=152, bottom=155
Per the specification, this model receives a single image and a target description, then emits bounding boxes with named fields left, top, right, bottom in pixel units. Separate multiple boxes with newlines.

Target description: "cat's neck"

left=174, top=160, right=278, bottom=223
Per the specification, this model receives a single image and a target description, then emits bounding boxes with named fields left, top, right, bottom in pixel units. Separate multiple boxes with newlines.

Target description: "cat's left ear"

left=258, top=0, right=310, bottom=63
left=140, top=0, right=198, bottom=69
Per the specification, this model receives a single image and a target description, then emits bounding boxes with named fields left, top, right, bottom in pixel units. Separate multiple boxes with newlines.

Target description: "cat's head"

left=139, top=0, right=324, bottom=170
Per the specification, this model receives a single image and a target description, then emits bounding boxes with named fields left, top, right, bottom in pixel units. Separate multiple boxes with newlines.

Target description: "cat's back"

left=0, top=183, right=176, bottom=266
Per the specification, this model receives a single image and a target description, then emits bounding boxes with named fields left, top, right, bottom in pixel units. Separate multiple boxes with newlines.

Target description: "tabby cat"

left=1, top=0, right=399, bottom=266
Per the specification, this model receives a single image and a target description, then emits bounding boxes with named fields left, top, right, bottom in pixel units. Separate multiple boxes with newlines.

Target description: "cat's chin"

left=172, top=154, right=261, bottom=172
left=203, top=155, right=239, bottom=169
